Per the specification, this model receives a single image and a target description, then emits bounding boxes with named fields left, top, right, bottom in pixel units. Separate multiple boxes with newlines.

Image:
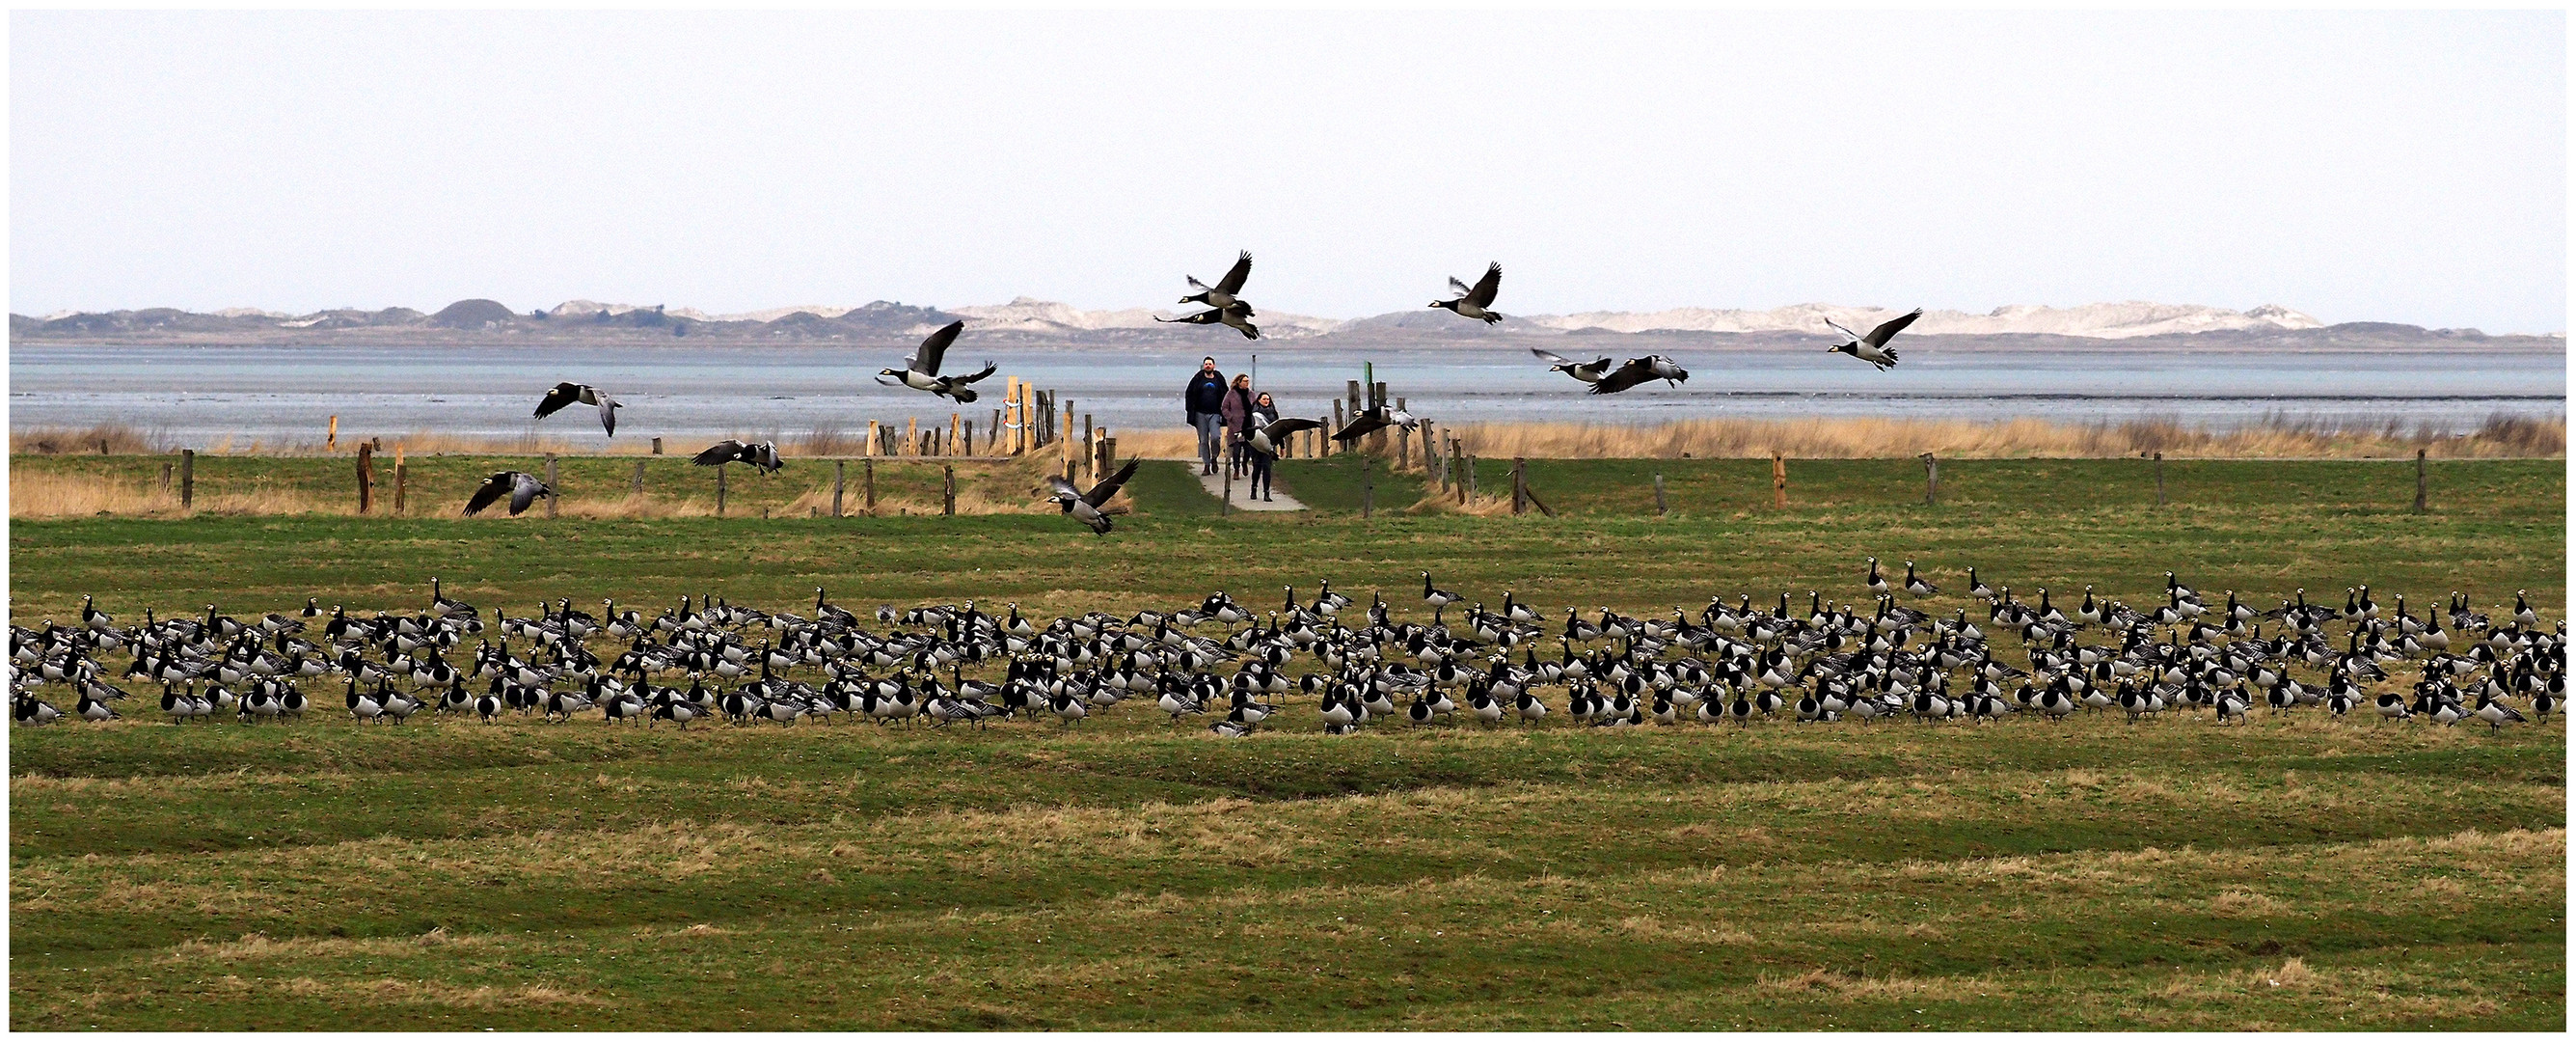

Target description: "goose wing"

left=508, top=473, right=550, bottom=515
left=1823, top=316, right=1863, bottom=343
left=1084, top=458, right=1141, bottom=507
left=1154, top=309, right=1219, bottom=325
left=691, top=440, right=746, bottom=466
left=1587, top=357, right=1658, bottom=396
left=950, top=361, right=997, bottom=386
left=1330, top=411, right=1385, bottom=443
left=1215, top=250, right=1253, bottom=294
left=908, top=320, right=964, bottom=375
left=1044, top=475, right=1083, bottom=501
left=534, top=382, right=583, bottom=419
left=1865, top=308, right=1923, bottom=348
left=463, top=472, right=513, bottom=515
left=595, top=392, right=619, bottom=435
left=1448, top=276, right=1474, bottom=298
left=1261, top=417, right=1324, bottom=440
left=1466, top=262, right=1503, bottom=308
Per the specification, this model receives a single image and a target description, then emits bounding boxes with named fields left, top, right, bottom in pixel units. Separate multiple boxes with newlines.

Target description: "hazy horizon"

left=12, top=11, right=2566, bottom=333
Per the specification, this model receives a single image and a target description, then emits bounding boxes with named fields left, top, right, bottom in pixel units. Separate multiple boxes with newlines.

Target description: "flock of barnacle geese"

left=12, top=562, right=2562, bottom=737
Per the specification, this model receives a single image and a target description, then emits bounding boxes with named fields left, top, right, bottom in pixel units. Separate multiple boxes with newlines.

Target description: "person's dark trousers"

left=1250, top=451, right=1274, bottom=499
left=1193, top=415, right=1224, bottom=474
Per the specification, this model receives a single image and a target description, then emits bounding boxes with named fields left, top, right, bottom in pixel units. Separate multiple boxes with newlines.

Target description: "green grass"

left=9, top=454, right=2566, bottom=1028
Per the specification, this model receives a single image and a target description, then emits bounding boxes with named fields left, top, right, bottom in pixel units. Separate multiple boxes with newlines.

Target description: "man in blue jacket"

left=1183, top=356, right=1229, bottom=476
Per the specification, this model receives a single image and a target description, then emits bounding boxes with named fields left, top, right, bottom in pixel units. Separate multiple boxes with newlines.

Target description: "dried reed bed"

left=9, top=469, right=328, bottom=518
left=1440, top=413, right=2563, bottom=460
left=10, top=425, right=168, bottom=455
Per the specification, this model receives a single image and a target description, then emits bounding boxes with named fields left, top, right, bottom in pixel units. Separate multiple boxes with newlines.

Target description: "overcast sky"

left=11, top=10, right=2565, bottom=331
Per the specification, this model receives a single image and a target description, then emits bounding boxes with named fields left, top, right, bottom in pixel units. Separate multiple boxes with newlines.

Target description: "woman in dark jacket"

left=1246, top=392, right=1281, bottom=501
left=1218, top=373, right=1256, bottom=478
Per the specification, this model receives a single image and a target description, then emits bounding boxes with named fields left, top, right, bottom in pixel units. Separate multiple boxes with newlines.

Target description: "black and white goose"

left=1154, top=301, right=1260, bottom=340
left=1422, top=572, right=1462, bottom=623
left=1330, top=404, right=1420, bottom=445
left=1903, top=562, right=1939, bottom=597
left=691, top=440, right=784, bottom=475
left=1430, top=261, right=1504, bottom=324
left=1244, top=416, right=1325, bottom=456
left=1045, top=458, right=1142, bottom=535
left=877, top=320, right=997, bottom=402
left=1530, top=347, right=1614, bottom=386
left=533, top=381, right=620, bottom=435
left=1823, top=308, right=1922, bottom=370
left=1180, top=250, right=1255, bottom=311
left=463, top=471, right=557, bottom=517
left=1587, top=355, right=1690, bottom=396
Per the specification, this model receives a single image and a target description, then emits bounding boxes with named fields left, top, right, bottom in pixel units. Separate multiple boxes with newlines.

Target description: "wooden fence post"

left=394, top=449, right=409, bottom=515
left=179, top=449, right=195, bottom=508
left=543, top=453, right=558, bottom=518
left=632, top=459, right=645, bottom=498
left=963, top=420, right=975, bottom=457
left=161, top=461, right=174, bottom=492
left=2414, top=448, right=2428, bottom=513
left=355, top=442, right=374, bottom=514
left=651, top=437, right=663, bottom=455
left=1772, top=452, right=1787, bottom=508
left=328, top=415, right=339, bottom=451
left=1221, top=462, right=1233, bottom=516
left=943, top=466, right=956, bottom=516
left=1396, top=397, right=1409, bottom=468
left=834, top=460, right=846, bottom=518
left=866, top=421, right=880, bottom=458
left=1330, top=399, right=1344, bottom=453
left=864, top=459, right=876, bottom=515
left=1654, top=473, right=1668, bottom=516
left=716, top=464, right=727, bottom=517
left=1362, top=454, right=1373, bottom=519
left=2154, top=451, right=2166, bottom=506
left=1512, top=457, right=1527, bottom=515
left=1466, top=453, right=1478, bottom=501
left=1920, top=452, right=1939, bottom=506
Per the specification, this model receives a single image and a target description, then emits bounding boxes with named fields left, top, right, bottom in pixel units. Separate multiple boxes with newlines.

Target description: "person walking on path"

left=1184, top=356, right=1228, bottom=476
left=1246, top=391, right=1282, bottom=501
left=1219, top=372, right=1257, bottom=478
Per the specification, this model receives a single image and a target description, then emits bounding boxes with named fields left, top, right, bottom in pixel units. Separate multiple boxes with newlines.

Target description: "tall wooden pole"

left=1772, top=452, right=1787, bottom=508
left=355, top=442, right=374, bottom=514
left=2414, top=448, right=2428, bottom=513
left=834, top=460, right=846, bottom=518
left=179, top=449, right=195, bottom=508
left=1920, top=452, right=1939, bottom=507
left=543, top=453, right=558, bottom=518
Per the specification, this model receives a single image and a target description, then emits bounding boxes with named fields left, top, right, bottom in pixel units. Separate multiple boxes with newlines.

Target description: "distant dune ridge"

left=10, top=296, right=2557, bottom=347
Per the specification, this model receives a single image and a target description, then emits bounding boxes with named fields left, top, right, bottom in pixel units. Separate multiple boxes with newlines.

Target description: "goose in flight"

left=533, top=382, right=619, bottom=435
left=1431, top=262, right=1504, bottom=324
left=1046, top=458, right=1141, bottom=535
left=1331, top=404, right=1420, bottom=444
left=691, top=439, right=783, bottom=475
left=1181, top=251, right=1255, bottom=311
left=1531, top=347, right=1614, bottom=386
left=464, top=471, right=556, bottom=517
left=1588, top=355, right=1691, bottom=395
left=877, top=320, right=997, bottom=402
left=1244, top=416, right=1325, bottom=457
left=1155, top=301, right=1260, bottom=340
left=1825, top=308, right=1923, bottom=370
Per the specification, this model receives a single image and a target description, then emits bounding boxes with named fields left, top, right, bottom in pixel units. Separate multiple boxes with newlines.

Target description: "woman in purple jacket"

left=1218, top=373, right=1256, bottom=478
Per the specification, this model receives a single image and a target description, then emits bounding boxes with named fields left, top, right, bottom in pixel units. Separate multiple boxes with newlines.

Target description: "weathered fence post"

left=863, top=459, right=876, bottom=515
left=963, top=420, right=974, bottom=457
left=632, top=459, right=645, bottom=498
left=1772, top=452, right=1787, bottom=508
left=1512, top=457, right=1527, bottom=515
left=907, top=417, right=919, bottom=457
left=543, top=453, right=558, bottom=518
left=2154, top=451, right=2166, bottom=506
left=1396, top=397, right=1409, bottom=468
left=1221, top=462, right=1233, bottom=516
left=866, top=421, right=880, bottom=458
left=1330, top=399, right=1344, bottom=454
left=98, top=438, right=109, bottom=455
left=943, top=465, right=956, bottom=516
left=1362, top=454, right=1373, bottom=519
left=1654, top=473, right=1668, bottom=516
left=327, top=414, right=339, bottom=451
left=1466, top=453, right=1478, bottom=501
left=2414, top=448, right=2428, bottom=513
left=716, top=464, right=727, bottom=517
left=356, top=442, right=374, bottom=514
left=1920, top=452, right=1939, bottom=506
left=650, top=437, right=663, bottom=455
left=179, top=449, right=195, bottom=508
left=394, top=449, right=409, bottom=515
left=833, top=460, right=846, bottom=518
left=161, top=461, right=174, bottom=492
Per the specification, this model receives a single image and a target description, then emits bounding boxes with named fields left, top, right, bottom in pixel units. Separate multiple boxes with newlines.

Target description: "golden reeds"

left=1438, top=413, right=2563, bottom=460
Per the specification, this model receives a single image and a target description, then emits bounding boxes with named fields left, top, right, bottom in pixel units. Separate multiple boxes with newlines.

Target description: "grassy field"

left=9, top=453, right=2567, bottom=1028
